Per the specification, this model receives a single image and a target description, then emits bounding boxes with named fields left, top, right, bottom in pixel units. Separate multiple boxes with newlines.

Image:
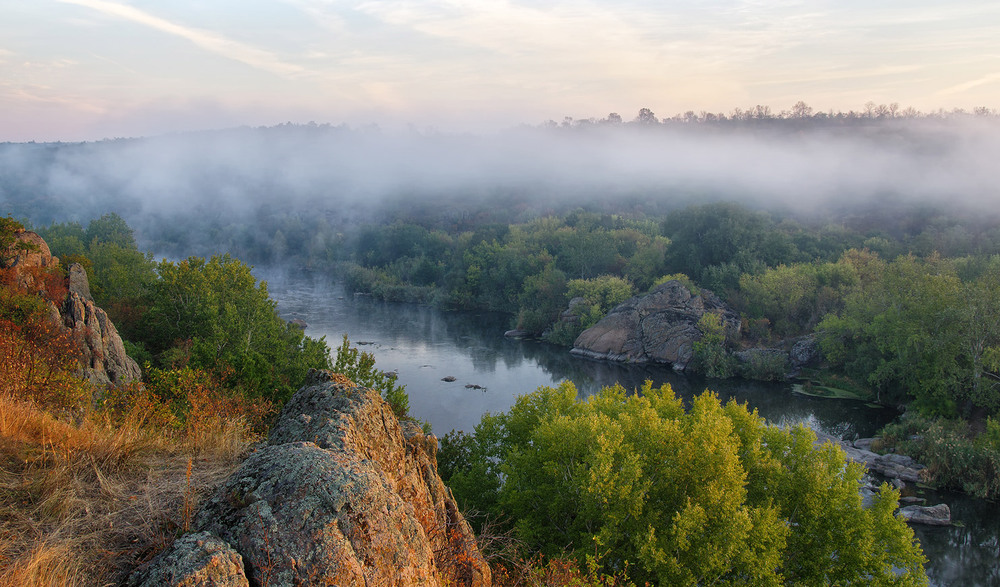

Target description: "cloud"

left=937, top=73, right=1000, bottom=96
left=57, top=0, right=304, bottom=77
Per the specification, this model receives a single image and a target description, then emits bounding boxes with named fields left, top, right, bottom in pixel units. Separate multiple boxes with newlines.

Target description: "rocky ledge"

left=815, top=432, right=951, bottom=526
left=130, top=369, right=491, bottom=586
left=815, top=432, right=926, bottom=483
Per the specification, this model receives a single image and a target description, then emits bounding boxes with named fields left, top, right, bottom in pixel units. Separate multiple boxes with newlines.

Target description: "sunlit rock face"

left=572, top=280, right=739, bottom=370
left=136, top=370, right=491, bottom=587
left=5, top=230, right=54, bottom=270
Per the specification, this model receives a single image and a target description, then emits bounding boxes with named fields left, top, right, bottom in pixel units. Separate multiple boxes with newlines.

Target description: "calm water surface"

left=263, top=270, right=999, bottom=586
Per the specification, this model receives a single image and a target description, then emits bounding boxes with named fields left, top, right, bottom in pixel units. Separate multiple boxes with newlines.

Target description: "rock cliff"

left=132, top=370, right=491, bottom=586
left=62, top=263, right=142, bottom=388
left=571, top=280, right=740, bottom=370
left=2, top=231, right=141, bottom=388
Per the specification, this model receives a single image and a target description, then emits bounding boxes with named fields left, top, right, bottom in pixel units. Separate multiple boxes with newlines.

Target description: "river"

left=262, top=270, right=999, bottom=586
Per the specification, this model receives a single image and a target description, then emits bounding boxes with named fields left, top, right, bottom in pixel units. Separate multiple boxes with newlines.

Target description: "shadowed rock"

left=62, top=272, right=142, bottom=388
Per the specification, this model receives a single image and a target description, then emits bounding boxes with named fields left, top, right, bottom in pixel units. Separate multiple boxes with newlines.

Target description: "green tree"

left=143, top=254, right=330, bottom=402
left=818, top=254, right=966, bottom=413
left=441, top=382, right=927, bottom=585
left=85, top=212, right=137, bottom=250
left=692, top=312, right=736, bottom=378
left=36, top=221, right=87, bottom=259
left=331, top=334, right=409, bottom=418
left=662, top=203, right=799, bottom=291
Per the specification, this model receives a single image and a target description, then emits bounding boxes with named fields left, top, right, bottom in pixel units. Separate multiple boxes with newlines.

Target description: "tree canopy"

left=441, top=382, right=927, bottom=585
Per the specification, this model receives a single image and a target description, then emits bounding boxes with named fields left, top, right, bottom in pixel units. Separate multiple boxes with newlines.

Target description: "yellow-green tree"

left=442, top=382, right=927, bottom=585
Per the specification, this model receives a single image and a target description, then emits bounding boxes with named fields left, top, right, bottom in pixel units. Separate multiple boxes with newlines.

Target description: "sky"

left=2, top=0, right=1000, bottom=141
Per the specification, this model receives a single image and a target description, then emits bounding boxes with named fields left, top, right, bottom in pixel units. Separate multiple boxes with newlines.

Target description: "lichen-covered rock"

left=193, top=370, right=491, bottom=587
left=571, top=280, right=739, bottom=370
left=127, top=531, right=248, bottom=587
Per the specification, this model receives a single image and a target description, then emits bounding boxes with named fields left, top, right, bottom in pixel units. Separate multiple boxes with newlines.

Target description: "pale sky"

left=2, top=0, right=999, bottom=141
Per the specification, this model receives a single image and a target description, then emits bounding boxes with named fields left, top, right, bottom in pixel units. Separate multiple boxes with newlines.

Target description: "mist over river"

left=261, top=269, right=999, bottom=586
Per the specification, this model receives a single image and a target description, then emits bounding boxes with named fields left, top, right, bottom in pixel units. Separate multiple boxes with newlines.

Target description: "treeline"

left=339, top=202, right=1000, bottom=410
left=550, top=101, right=1000, bottom=128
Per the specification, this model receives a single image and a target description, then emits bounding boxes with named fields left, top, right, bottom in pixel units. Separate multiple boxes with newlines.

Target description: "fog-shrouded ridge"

left=3, top=116, right=999, bottom=255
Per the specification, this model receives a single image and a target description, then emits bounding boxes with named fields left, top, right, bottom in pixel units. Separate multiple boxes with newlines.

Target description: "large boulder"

left=163, top=370, right=490, bottom=587
left=571, top=280, right=739, bottom=370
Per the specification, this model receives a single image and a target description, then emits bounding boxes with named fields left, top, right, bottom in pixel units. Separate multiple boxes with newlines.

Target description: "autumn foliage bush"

left=0, top=273, right=265, bottom=585
left=0, top=278, right=88, bottom=409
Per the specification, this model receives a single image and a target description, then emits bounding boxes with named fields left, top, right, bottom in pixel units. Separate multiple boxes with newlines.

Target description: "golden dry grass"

left=0, top=394, right=256, bottom=586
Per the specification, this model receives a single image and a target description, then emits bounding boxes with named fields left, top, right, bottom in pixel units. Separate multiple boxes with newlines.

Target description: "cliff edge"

left=131, top=369, right=492, bottom=586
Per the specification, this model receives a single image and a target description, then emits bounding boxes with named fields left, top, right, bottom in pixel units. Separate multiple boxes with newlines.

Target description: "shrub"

left=332, top=334, right=411, bottom=419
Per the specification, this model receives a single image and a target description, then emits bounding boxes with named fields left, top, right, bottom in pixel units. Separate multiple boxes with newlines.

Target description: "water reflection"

left=911, top=488, right=1000, bottom=586
left=261, top=269, right=997, bottom=586
left=265, top=273, right=895, bottom=436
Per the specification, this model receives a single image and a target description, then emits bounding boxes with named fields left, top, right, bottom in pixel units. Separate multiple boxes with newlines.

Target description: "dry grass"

left=0, top=394, right=256, bottom=586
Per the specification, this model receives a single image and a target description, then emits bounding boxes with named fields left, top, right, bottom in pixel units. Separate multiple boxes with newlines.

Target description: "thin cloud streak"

left=938, top=73, right=1000, bottom=96
left=57, top=0, right=305, bottom=78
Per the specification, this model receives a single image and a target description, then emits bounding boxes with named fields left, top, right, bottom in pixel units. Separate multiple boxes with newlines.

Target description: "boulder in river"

left=898, top=504, right=951, bottom=526
left=570, top=280, right=739, bottom=370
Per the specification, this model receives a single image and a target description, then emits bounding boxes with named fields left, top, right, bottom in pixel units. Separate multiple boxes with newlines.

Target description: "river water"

left=262, top=270, right=999, bottom=586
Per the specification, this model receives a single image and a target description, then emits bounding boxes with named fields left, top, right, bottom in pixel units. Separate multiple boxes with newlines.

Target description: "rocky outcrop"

left=4, top=230, right=55, bottom=270
left=789, top=335, right=822, bottom=369
left=814, top=432, right=951, bottom=525
left=68, top=262, right=92, bottom=301
left=61, top=264, right=142, bottom=388
left=571, top=280, right=739, bottom=370
left=140, top=370, right=491, bottom=587
left=2, top=232, right=140, bottom=389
